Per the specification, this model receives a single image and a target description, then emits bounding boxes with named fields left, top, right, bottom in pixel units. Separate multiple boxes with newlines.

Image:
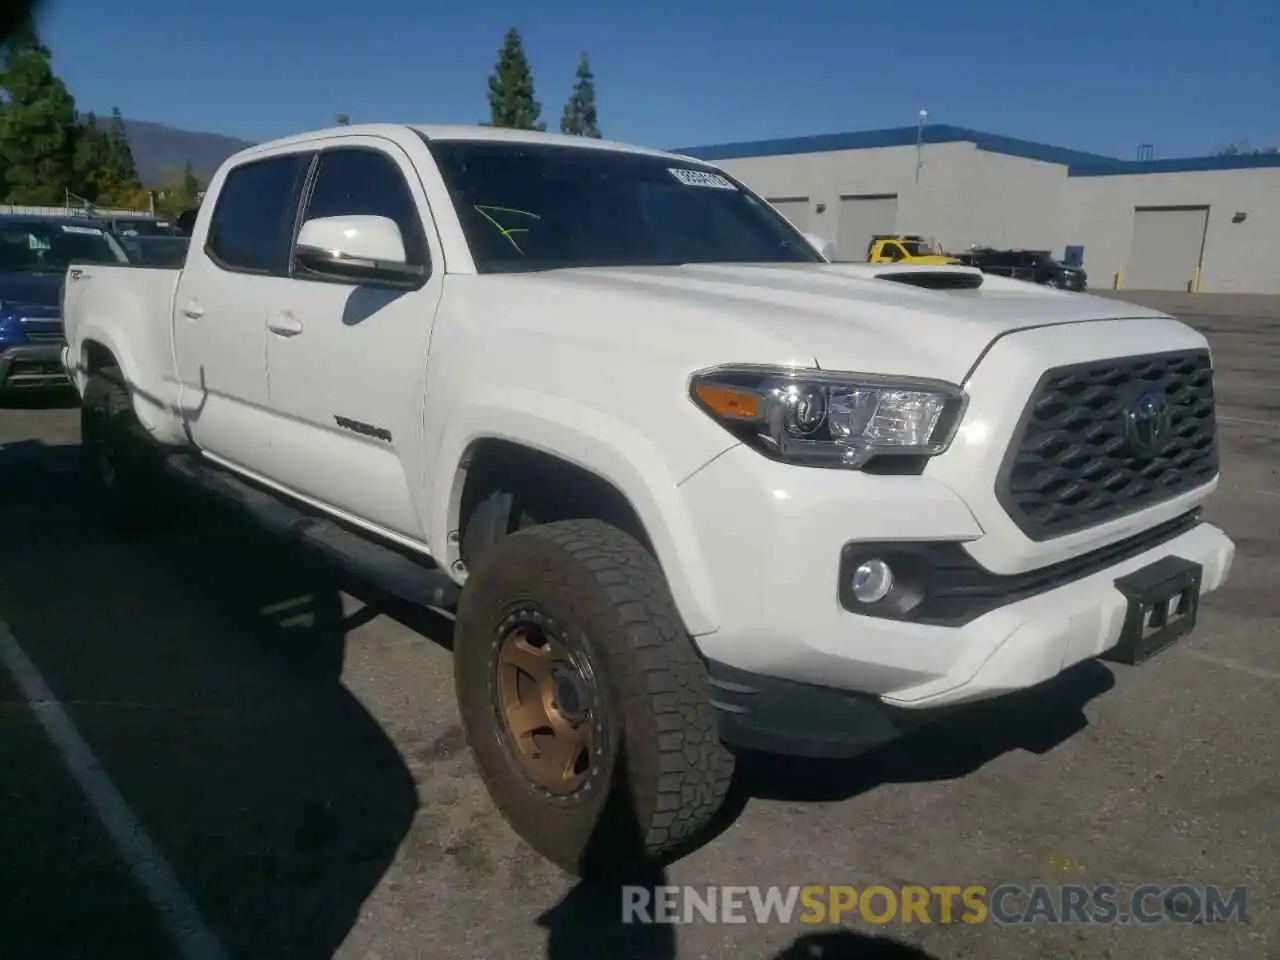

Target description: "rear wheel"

left=80, top=369, right=172, bottom=528
left=453, top=518, right=734, bottom=877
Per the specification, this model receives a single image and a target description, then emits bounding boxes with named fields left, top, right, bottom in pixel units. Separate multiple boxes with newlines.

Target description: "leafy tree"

left=488, top=28, right=544, bottom=131
left=560, top=53, right=600, bottom=138
left=0, top=25, right=77, bottom=204
left=0, top=2, right=43, bottom=50
left=335, top=113, right=350, bottom=126
left=181, top=161, right=200, bottom=201
left=106, top=106, right=139, bottom=183
left=152, top=162, right=203, bottom=217
left=70, top=110, right=112, bottom=199
left=65, top=106, right=144, bottom=206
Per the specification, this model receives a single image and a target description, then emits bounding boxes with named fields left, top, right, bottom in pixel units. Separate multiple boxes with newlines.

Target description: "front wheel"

left=453, top=518, right=734, bottom=877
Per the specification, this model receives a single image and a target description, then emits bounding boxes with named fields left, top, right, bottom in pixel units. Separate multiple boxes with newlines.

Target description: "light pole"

left=915, top=109, right=928, bottom=184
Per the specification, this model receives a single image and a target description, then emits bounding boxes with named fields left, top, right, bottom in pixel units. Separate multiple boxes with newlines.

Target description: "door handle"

left=266, top=312, right=303, bottom=337
left=180, top=300, right=204, bottom=319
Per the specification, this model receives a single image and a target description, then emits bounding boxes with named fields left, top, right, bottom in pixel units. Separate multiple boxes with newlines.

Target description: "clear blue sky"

left=38, top=0, right=1278, bottom=158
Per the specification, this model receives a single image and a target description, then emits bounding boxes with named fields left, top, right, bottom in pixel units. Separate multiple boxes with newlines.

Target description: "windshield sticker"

left=667, top=168, right=737, bottom=190
left=61, top=225, right=105, bottom=236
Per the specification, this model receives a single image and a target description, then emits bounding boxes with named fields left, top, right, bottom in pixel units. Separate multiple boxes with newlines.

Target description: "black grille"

left=997, top=350, right=1218, bottom=541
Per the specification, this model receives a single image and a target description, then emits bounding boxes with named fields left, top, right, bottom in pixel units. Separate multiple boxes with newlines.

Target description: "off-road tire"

left=454, top=518, right=734, bottom=878
left=80, top=368, right=172, bottom=529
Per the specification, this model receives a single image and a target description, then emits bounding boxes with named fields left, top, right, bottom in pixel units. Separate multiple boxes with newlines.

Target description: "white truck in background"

left=60, top=123, right=1235, bottom=876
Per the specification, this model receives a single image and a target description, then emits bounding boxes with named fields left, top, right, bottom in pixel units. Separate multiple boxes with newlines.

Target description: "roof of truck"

left=230, top=123, right=685, bottom=165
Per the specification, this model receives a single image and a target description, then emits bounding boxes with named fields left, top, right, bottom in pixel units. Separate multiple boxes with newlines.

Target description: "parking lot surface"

left=0, top=292, right=1276, bottom=960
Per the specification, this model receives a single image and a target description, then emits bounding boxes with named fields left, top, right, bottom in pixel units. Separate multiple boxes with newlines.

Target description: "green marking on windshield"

left=473, top=204, right=541, bottom=254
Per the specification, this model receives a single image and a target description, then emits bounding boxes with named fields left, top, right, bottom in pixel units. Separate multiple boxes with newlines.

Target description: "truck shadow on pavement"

left=0, top=437, right=1113, bottom=960
left=0, top=386, right=80, bottom=410
left=0, top=438, right=421, bottom=960
left=537, top=638, right=1113, bottom=960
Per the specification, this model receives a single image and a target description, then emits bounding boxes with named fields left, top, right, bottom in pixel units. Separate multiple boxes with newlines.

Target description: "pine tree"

left=71, top=110, right=113, bottom=200
left=0, top=26, right=78, bottom=204
left=181, top=162, right=200, bottom=203
left=106, top=106, right=139, bottom=184
left=560, top=53, right=600, bottom=138
left=487, top=28, right=544, bottom=131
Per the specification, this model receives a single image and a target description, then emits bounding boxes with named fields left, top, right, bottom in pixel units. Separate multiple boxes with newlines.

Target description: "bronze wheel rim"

left=494, top=618, right=597, bottom=795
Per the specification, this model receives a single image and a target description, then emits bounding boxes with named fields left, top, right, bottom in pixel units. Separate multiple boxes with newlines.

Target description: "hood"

left=477, top=262, right=1171, bottom=385
left=0, top=270, right=64, bottom=310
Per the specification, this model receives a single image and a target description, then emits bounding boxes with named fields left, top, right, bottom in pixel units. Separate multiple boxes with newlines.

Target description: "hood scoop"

left=875, top=268, right=984, bottom=291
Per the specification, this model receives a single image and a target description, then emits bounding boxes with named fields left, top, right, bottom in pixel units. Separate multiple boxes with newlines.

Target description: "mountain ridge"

left=120, top=118, right=257, bottom=187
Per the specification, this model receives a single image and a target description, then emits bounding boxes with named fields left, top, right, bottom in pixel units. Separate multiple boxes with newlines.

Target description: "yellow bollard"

left=1190, top=265, right=1202, bottom=294
left=1113, top=267, right=1124, bottom=290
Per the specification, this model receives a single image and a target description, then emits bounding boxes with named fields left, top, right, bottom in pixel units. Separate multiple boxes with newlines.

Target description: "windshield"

left=424, top=139, right=823, bottom=272
left=0, top=220, right=128, bottom=272
left=900, top=239, right=942, bottom=256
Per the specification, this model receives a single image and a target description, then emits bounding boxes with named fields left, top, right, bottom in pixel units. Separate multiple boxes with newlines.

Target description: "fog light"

left=851, top=558, right=894, bottom=604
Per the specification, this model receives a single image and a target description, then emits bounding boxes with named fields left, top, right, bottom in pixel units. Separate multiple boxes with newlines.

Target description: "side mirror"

left=294, top=215, right=425, bottom=286
left=802, top=232, right=835, bottom=261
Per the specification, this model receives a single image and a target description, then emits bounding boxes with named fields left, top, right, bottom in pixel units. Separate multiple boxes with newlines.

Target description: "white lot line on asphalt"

left=1219, top=415, right=1280, bottom=429
left=1182, top=649, right=1280, bottom=683
left=0, top=615, right=231, bottom=960
left=1231, top=485, right=1280, bottom=500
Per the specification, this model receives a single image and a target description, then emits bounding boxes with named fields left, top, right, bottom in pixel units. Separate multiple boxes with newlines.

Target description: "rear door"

left=172, top=151, right=312, bottom=473
left=264, top=137, right=445, bottom=540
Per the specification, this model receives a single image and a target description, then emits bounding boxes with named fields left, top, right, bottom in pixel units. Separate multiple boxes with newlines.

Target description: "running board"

left=165, top=454, right=460, bottom=610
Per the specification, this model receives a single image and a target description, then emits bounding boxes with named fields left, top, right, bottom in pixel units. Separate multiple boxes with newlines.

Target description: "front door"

left=264, top=138, right=445, bottom=541
left=173, top=152, right=312, bottom=474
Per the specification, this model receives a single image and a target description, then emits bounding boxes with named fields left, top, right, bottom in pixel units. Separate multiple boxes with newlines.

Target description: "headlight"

left=689, top=364, right=967, bottom=469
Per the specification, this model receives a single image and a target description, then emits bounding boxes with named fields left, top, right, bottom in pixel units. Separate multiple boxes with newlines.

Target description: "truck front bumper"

left=0, top=343, right=69, bottom=391
left=678, top=444, right=1235, bottom=758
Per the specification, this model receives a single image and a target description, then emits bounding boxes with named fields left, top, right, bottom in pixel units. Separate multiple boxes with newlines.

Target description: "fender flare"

left=75, top=326, right=185, bottom=445
left=434, top=393, right=724, bottom=637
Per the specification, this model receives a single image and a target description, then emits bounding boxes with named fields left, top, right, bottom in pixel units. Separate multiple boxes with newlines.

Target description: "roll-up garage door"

left=1125, top=206, right=1209, bottom=291
left=835, top=194, right=899, bottom=261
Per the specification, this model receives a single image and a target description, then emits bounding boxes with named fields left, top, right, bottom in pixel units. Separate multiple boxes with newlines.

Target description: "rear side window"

left=300, top=149, right=429, bottom=268
left=205, top=154, right=310, bottom=275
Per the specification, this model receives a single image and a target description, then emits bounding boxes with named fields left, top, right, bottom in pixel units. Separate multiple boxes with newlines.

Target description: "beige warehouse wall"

left=1062, top=169, right=1279, bottom=294
left=705, top=138, right=1277, bottom=293
left=711, top=142, right=979, bottom=257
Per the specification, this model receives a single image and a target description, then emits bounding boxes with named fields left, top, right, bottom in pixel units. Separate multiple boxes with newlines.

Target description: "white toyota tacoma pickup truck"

left=60, top=123, right=1235, bottom=875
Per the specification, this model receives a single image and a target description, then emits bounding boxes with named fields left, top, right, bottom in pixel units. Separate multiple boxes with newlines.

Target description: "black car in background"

left=957, top=248, right=1087, bottom=291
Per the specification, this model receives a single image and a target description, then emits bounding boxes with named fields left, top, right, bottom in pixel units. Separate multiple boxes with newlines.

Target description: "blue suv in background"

left=0, top=215, right=129, bottom=397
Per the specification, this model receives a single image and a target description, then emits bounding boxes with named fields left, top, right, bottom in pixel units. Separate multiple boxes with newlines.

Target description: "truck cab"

left=866, top=234, right=960, bottom=265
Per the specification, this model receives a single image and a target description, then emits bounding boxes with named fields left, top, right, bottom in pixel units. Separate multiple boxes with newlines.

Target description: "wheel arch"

left=443, top=433, right=721, bottom=637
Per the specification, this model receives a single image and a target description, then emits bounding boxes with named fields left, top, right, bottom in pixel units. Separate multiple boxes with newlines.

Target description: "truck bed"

left=62, top=263, right=184, bottom=438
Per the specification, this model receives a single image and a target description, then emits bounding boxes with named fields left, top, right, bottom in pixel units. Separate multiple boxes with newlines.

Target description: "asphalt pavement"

left=0, top=292, right=1275, bottom=960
